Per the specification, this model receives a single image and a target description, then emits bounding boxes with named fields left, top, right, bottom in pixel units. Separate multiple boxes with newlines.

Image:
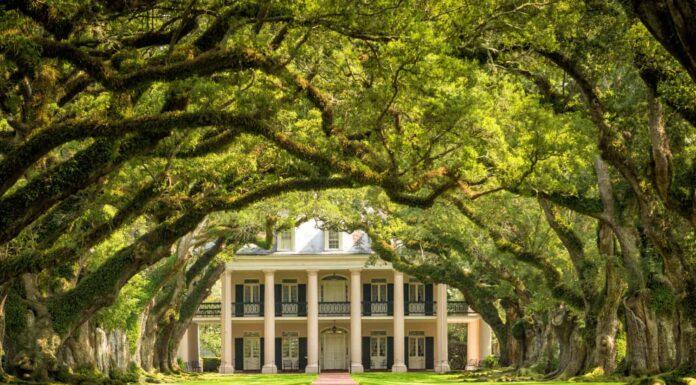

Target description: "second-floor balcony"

left=195, top=300, right=471, bottom=318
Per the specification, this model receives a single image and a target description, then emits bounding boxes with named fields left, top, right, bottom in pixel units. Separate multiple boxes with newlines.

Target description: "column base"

left=261, top=364, right=277, bottom=374
left=305, top=364, right=320, bottom=373
left=351, top=363, right=364, bottom=373
left=391, top=363, right=408, bottom=373
left=435, top=363, right=451, bottom=373
left=218, top=364, right=235, bottom=374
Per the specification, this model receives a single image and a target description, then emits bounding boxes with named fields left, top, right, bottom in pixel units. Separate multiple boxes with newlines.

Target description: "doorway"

left=321, top=328, right=348, bottom=370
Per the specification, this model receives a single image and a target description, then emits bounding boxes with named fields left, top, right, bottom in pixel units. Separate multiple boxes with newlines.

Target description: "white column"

left=479, top=321, right=493, bottom=359
left=178, top=328, right=190, bottom=365
left=220, top=270, right=234, bottom=373
left=466, top=319, right=481, bottom=370
left=392, top=271, right=407, bottom=372
left=187, top=323, right=201, bottom=371
left=350, top=268, right=364, bottom=373
left=262, top=269, right=277, bottom=373
left=435, top=284, right=451, bottom=373
left=306, top=269, right=320, bottom=373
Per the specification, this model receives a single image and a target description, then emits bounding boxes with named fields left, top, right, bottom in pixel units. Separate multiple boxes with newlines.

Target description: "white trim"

left=226, top=254, right=388, bottom=271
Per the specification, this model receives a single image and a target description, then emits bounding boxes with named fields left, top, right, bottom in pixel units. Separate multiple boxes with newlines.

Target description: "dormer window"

left=277, top=230, right=294, bottom=251
left=325, top=230, right=341, bottom=250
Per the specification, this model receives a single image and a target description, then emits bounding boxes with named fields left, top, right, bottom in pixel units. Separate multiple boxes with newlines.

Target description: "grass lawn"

left=351, top=372, right=626, bottom=385
left=164, top=372, right=627, bottom=385
left=168, top=373, right=317, bottom=385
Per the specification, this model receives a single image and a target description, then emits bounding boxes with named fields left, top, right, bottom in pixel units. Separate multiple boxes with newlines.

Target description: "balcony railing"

left=196, top=300, right=471, bottom=317
left=369, top=301, right=390, bottom=315
left=447, top=301, right=470, bottom=315
left=408, top=301, right=425, bottom=314
left=195, top=302, right=221, bottom=317
left=276, top=301, right=307, bottom=316
left=318, top=301, right=350, bottom=316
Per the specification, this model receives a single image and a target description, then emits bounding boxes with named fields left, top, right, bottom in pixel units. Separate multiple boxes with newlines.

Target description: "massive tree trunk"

left=592, top=223, right=624, bottom=374
left=623, top=289, right=660, bottom=375
left=548, top=306, right=587, bottom=379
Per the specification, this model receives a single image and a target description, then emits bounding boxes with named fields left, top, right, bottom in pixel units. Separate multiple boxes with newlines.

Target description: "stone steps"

left=311, top=372, right=357, bottom=385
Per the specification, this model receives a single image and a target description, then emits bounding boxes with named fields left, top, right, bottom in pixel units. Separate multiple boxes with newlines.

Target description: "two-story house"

left=177, top=219, right=492, bottom=373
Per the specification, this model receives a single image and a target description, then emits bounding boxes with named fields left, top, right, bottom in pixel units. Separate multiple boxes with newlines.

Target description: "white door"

left=323, top=281, right=346, bottom=302
left=244, top=336, right=261, bottom=370
left=408, top=336, right=426, bottom=369
left=282, top=334, right=299, bottom=370
left=323, top=333, right=346, bottom=370
left=370, top=335, right=387, bottom=369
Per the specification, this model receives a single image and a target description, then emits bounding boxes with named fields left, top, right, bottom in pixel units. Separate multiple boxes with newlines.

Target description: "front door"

left=322, top=333, right=346, bottom=370
left=408, top=336, right=425, bottom=369
left=370, top=335, right=387, bottom=369
left=244, top=336, right=261, bottom=370
left=282, top=332, right=299, bottom=370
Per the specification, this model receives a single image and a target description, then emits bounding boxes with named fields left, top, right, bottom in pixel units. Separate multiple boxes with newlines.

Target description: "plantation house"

left=178, top=220, right=492, bottom=373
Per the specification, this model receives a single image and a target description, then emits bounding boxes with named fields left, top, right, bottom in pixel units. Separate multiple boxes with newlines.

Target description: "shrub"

left=481, top=355, right=500, bottom=369
left=202, top=357, right=221, bottom=372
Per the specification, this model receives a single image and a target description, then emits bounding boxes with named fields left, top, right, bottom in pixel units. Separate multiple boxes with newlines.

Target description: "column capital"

left=307, top=268, right=319, bottom=275
left=349, top=267, right=362, bottom=274
left=262, top=268, right=276, bottom=274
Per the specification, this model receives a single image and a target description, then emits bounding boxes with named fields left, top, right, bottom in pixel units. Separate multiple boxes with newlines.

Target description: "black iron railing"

left=447, top=301, right=470, bottom=315
left=232, top=302, right=262, bottom=316
left=196, top=300, right=471, bottom=317
left=318, top=301, right=350, bottom=316
left=195, top=302, right=221, bottom=317
left=278, top=301, right=307, bottom=316
left=407, top=301, right=425, bottom=314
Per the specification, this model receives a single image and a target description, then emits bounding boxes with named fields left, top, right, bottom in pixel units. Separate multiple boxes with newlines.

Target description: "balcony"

left=234, top=302, right=262, bottom=316
left=195, top=300, right=471, bottom=317
left=447, top=301, right=470, bottom=315
left=195, top=302, right=221, bottom=317
left=318, top=301, right=350, bottom=316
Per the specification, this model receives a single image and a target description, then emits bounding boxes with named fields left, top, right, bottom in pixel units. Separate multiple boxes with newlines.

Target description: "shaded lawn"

left=169, top=373, right=317, bottom=385
left=350, top=372, right=626, bottom=385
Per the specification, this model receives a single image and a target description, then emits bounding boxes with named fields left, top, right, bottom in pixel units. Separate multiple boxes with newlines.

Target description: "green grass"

left=350, top=372, right=626, bottom=385
left=168, top=373, right=317, bottom=385
left=164, top=372, right=628, bottom=385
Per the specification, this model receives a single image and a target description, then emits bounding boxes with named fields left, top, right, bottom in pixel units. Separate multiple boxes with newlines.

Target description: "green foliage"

left=201, top=358, right=220, bottom=373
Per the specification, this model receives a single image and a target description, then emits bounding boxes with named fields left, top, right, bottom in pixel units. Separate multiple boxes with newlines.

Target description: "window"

left=324, top=230, right=341, bottom=250
left=282, top=279, right=298, bottom=303
left=371, top=279, right=387, bottom=302
left=409, top=282, right=425, bottom=302
left=243, top=280, right=260, bottom=303
left=282, top=332, right=299, bottom=360
left=277, top=230, right=294, bottom=251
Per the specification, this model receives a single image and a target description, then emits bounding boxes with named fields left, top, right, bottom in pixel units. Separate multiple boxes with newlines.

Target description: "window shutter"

left=260, top=337, right=264, bottom=366
left=425, top=337, right=435, bottom=370
left=298, top=284, right=307, bottom=316
left=275, top=284, right=282, bottom=316
left=387, top=284, right=394, bottom=316
left=362, top=337, right=371, bottom=370
left=234, top=338, right=243, bottom=370
left=299, top=337, right=307, bottom=370
left=425, top=283, right=434, bottom=315
left=363, top=284, right=371, bottom=316
left=235, top=285, right=244, bottom=316
left=387, top=336, right=394, bottom=369
left=275, top=337, right=282, bottom=371
left=260, top=285, right=265, bottom=316
left=404, top=284, right=410, bottom=315
left=404, top=336, right=409, bottom=369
